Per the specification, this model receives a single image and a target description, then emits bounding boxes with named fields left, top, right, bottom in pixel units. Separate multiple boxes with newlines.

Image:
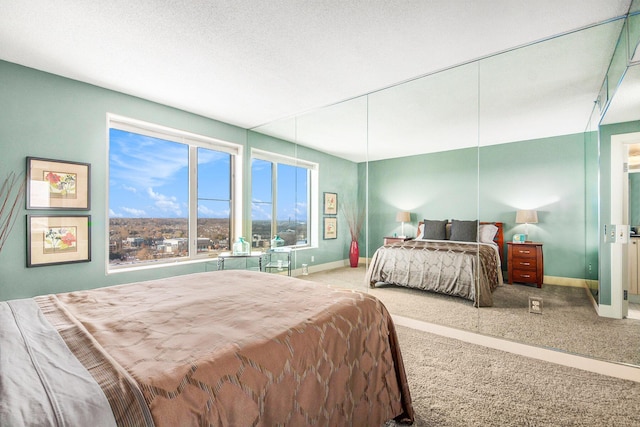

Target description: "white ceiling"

left=0, top=0, right=634, bottom=161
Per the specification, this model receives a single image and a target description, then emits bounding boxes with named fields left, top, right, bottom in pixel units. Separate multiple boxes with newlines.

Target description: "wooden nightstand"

left=383, top=236, right=413, bottom=245
left=507, top=242, right=544, bottom=288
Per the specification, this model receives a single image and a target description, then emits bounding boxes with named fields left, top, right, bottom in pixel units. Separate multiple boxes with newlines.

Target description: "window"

left=251, top=150, right=317, bottom=249
left=108, top=115, right=241, bottom=271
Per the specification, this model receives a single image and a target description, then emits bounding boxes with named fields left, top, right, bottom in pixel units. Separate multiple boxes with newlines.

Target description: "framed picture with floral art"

left=26, top=157, right=90, bottom=210
left=27, top=215, right=91, bottom=267
left=323, top=217, right=337, bottom=240
left=323, top=192, right=337, bottom=215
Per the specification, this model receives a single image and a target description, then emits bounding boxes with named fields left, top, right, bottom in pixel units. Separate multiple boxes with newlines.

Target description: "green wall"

left=366, top=133, right=588, bottom=279
left=0, top=60, right=357, bottom=301
left=366, top=146, right=479, bottom=246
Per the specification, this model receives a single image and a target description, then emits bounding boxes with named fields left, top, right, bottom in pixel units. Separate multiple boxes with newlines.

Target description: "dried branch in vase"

left=340, top=199, right=364, bottom=242
left=0, top=171, right=25, bottom=253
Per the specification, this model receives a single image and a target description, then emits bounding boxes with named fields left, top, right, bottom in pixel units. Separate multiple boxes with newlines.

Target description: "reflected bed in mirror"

left=365, top=221, right=503, bottom=307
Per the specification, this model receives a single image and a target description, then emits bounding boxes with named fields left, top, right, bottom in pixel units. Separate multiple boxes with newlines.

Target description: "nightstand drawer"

left=512, top=258, right=537, bottom=270
left=511, top=246, right=537, bottom=258
left=511, top=269, right=538, bottom=283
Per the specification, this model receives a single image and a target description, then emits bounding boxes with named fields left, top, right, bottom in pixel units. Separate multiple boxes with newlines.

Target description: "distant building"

left=197, top=237, right=212, bottom=252
left=109, top=240, right=122, bottom=253
left=126, top=237, right=145, bottom=247
left=252, top=234, right=268, bottom=248
left=163, top=238, right=188, bottom=253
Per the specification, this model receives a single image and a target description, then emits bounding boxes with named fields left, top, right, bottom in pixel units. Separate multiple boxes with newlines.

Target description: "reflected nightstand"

left=507, top=242, right=544, bottom=288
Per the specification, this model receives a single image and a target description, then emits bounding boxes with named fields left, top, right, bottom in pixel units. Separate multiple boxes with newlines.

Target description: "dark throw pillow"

left=449, top=219, right=478, bottom=242
left=422, top=219, right=448, bottom=240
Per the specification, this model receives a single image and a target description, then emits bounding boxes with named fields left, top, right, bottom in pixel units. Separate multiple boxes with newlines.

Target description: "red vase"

left=349, top=240, right=359, bottom=268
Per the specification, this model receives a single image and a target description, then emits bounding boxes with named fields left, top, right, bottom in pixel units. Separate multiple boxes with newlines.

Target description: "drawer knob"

left=522, top=274, right=531, bottom=278
left=521, top=262, right=531, bottom=266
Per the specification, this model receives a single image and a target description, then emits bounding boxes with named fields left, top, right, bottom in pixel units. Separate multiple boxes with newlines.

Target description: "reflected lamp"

left=396, top=211, right=411, bottom=238
left=516, top=209, right=538, bottom=240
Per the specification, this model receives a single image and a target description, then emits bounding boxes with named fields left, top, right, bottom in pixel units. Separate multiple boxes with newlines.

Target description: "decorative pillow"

left=449, top=219, right=478, bottom=242
left=422, top=219, right=448, bottom=240
left=479, top=224, right=499, bottom=243
left=416, top=223, right=425, bottom=239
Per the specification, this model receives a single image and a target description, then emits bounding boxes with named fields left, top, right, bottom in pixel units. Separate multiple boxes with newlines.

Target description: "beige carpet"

left=301, top=266, right=640, bottom=367
left=392, top=326, right=640, bottom=426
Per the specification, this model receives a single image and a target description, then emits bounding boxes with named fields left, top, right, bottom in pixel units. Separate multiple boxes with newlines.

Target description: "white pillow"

left=416, top=223, right=424, bottom=239
left=479, top=224, right=499, bottom=243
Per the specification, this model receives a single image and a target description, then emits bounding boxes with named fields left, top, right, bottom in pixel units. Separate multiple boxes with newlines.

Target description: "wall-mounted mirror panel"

left=598, top=1, right=640, bottom=343
left=251, top=12, right=640, bottom=368
left=476, top=21, right=626, bottom=363
left=366, top=62, right=481, bottom=331
left=249, top=95, right=369, bottom=276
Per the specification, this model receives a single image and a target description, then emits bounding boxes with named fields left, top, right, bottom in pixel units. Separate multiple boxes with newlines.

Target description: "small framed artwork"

left=323, top=192, right=337, bottom=215
left=323, top=217, right=337, bottom=240
left=26, top=157, right=90, bottom=210
left=27, top=215, right=91, bottom=267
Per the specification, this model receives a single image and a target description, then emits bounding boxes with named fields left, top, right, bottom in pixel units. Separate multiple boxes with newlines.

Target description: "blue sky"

left=109, top=129, right=307, bottom=221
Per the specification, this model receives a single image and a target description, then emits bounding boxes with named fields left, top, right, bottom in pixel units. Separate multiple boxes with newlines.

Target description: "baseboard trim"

left=543, top=275, right=586, bottom=287
left=292, top=259, right=348, bottom=277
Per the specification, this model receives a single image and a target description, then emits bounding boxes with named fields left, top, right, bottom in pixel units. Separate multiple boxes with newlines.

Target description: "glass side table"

left=217, top=251, right=266, bottom=271
left=264, top=248, right=292, bottom=276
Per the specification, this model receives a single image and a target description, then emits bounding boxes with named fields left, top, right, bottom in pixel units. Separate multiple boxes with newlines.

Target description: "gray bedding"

left=365, top=239, right=503, bottom=307
left=0, top=299, right=117, bottom=427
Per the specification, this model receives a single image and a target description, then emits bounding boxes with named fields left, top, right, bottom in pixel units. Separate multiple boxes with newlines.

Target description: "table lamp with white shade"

left=396, top=211, right=411, bottom=238
left=516, top=209, right=538, bottom=241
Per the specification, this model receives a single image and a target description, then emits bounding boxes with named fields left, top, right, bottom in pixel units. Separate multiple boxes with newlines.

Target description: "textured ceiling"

left=0, top=1, right=634, bottom=161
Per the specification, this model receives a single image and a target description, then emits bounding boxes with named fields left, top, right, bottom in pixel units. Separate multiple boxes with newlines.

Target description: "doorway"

left=626, top=141, right=640, bottom=319
left=610, top=131, right=640, bottom=319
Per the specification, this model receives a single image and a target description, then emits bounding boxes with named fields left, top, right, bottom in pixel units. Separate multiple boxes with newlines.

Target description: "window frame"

left=106, top=114, right=243, bottom=273
left=251, top=148, right=318, bottom=249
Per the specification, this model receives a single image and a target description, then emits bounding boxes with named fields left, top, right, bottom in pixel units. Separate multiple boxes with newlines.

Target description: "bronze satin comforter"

left=34, top=270, right=413, bottom=426
left=366, top=240, right=502, bottom=307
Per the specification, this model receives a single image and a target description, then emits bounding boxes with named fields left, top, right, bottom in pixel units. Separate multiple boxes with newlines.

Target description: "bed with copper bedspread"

left=1, top=270, right=413, bottom=426
left=366, top=239, right=502, bottom=307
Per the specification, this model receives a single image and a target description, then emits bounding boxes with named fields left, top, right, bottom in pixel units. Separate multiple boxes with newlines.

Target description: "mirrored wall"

left=249, top=10, right=640, bottom=367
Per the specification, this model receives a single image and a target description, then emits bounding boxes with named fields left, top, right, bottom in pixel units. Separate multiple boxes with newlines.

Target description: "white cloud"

left=147, top=188, right=182, bottom=216
left=295, top=201, right=308, bottom=216
left=109, top=209, right=123, bottom=218
left=121, top=207, right=146, bottom=217
left=251, top=202, right=272, bottom=220
left=110, top=131, right=188, bottom=190
left=198, top=204, right=230, bottom=217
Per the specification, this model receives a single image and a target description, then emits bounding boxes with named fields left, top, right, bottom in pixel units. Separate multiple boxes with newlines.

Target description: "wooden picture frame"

left=26, top=157, right=90, bottom=210
left=323, top=217, right=337, bottom=239
left=323, top=192, right=337, bottom=215
left=27, top=215, right=91, bottom=267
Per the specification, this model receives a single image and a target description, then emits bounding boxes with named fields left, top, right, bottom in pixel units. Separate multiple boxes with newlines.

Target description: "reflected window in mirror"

left=251, top=150, right=318, bottom=249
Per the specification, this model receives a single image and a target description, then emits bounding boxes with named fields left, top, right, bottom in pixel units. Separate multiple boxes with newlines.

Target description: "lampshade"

left=396, top=211, right=411, bottom=222
left=515, top=209, right=538, bottom=224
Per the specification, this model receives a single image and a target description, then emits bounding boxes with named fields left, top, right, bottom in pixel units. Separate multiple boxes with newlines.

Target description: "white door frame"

left=605, top=132, right=640, bottom=318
